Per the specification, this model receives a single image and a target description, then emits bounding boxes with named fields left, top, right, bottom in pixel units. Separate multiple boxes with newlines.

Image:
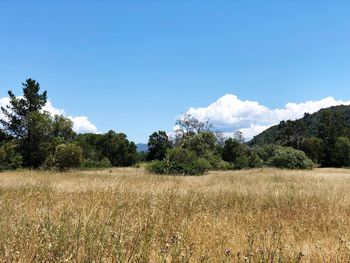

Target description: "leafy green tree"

left=74, top=133, right=104, bottom=162
left=100, top=131, right=137, bottom=167
left=24, top=111, right=54, bottom=167
left=52, top=115, right=76, bottom=143
left=277, top=120, right=306, bottom=149
left=181, top=131, right=217, bottom=157
left=333, top=137, right=350, bottom=167
left=300, top=137, right=324, bottom=164
left=221, top=138, right=245, bottom=161
left=0, top=141, right=22, bottom=171
left=147, top=131, right=172, bottom=161
left=317, top=109, right=346, bottom=166
left=53, top=143, right=83, bottom=171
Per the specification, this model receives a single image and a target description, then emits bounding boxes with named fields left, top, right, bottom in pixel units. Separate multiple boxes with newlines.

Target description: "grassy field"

left=0, top=168, right=350, bottom=262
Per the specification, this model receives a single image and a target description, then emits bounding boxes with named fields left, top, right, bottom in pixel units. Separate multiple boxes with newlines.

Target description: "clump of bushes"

left=267, top=146, right=314, bottom=169
left=147, top=148, right=211, bottom=175
left=43, top=143, right=83, bottom=171
left=0, top=141, right=22, bottom=171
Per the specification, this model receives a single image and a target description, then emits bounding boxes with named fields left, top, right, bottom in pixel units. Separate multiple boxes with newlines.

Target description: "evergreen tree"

left=1, top=79, right=49, bottom=167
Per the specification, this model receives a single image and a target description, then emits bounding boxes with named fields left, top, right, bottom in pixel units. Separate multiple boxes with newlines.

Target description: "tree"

left=333, top=137, right=350, bottom=167
left=0, top=79, right=49, bottom=167
left=100, top=131, right=138, bottom=167
left=300, top=137, right=324, bottom=164
left=277, top=120, right=306, bottom=149
left=52, top=115, right=76, bottom=143
left=147, top=131, right=172, bottom=161
left=0, top=129, right=12, bottom=147
left=1, top=79, right=47, bottom=138
left=174, top=114, right=212, bottom=142
left=317, top=109, right=346, bottom=166
left=53, top=143, right=83, bottom=171
left=24, top=111, right=54, bottom=167
left=0, top=141, right=22, bottom=171
left=221, top=138, right=251, bottom=169
left=181, top=131, right=217, bottom=157
left=222, top=138, right=245, bottom=162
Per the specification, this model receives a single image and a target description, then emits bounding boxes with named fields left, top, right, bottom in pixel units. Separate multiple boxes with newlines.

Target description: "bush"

left=204, top=152, right=230, bottom=170
left=0, top=141, right=22, bottom=171
left=147, top=147, right=211, bottom=175
left=53, top=143, right=83, bottom=171
left=267, top=147, right=313, bottom=169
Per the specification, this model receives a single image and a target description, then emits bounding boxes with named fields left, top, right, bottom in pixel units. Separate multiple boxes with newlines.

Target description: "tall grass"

left=0, top=168, right=350, bottom=262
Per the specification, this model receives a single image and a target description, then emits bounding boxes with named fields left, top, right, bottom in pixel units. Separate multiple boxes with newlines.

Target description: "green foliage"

left=147, top=147, right=211, bottom=175
left=333, top=137, right=350, bottom=167
left=147, top=131, right=172, bottom=161
left=52, top=115, right=76, bottom=143
left=250, top=105, right=350, bottom=167
left=0, top=79, right=76, bottom=168
left=0, top=141, right=22, bottom=171
left=222, top=138, right=242, bottom=163
left=53, top=143, right=83, bottom=171
left=0, top=129, right=12, bottom=147
left=203, top=152, right=230, bottom=170
left=267, top=147, right=314, bottom=169
left=221, top=138, right=263, bottom=169
left=300, top=137, right=324, bottom=164
left=181, top=131, right=217, bottom=156
left=24, top=111, right=54, bottom=167
left=0, top=79, right=47, bottom=138
left=100, top=131, right=137, bottom=167
left=75, top=131, right=138, bottom=167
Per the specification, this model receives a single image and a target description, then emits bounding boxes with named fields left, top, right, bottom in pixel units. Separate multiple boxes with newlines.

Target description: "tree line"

left=0, top=79, right=137, bottom=171
left=2, top=78, right=338, bottom=174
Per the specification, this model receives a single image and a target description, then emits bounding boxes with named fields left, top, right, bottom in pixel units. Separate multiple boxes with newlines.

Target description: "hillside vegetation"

left=250, top=105, right=350, bottom=167
left=0, top=168, right=349, bottom=262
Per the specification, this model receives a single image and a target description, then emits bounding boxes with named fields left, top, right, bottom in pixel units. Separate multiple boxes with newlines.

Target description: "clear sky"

left=0, top=1, right=349, bottom=143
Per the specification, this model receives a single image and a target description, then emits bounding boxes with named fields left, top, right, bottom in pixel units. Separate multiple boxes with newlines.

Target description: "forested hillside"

left=250, top=105, right=350, bottom=166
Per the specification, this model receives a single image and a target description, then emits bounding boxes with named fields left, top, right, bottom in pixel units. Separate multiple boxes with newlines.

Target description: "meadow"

left=0, top=168, right=349, bottom=262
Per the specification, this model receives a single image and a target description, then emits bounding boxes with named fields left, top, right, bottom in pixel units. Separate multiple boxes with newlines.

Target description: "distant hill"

left=249, top=104, right=350, bottom=167
left=136, top=143, right=149, bottom=152
left=250, top=105, right=350, bottom=146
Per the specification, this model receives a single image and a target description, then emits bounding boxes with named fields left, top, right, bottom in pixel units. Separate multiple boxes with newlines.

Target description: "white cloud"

left=0, top=97, right=98, bottom=134
left=183, top=94, right=350, bottom=140
left=68, top=116, right=98, bottom=134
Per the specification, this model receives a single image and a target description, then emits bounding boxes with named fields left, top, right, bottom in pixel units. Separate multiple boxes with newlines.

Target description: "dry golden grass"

left=0, top=168, right=350, bottom=262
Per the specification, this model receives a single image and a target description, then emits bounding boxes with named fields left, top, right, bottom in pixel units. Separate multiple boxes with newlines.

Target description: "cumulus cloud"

left=184, top=94, right=350, bottom=140
left=0, top=97, right=97, bottom=134
left=68, top=116, right=98, bottom=134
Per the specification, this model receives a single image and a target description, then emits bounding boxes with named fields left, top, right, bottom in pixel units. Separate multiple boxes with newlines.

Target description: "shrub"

left=267, top=147, right=313, bottom=169
left=204, top=152, right=231, bottom=170
left=54, top=143, right=83, bottom=171
left=247, top=150, right=264, bottom=168
left=147, top=147, right=211, bottom=175
left=0, top=141, right=22, bottom=171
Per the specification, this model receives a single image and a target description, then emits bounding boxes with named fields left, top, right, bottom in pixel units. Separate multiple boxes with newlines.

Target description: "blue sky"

left=0, top=1, right=349, bottom=142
